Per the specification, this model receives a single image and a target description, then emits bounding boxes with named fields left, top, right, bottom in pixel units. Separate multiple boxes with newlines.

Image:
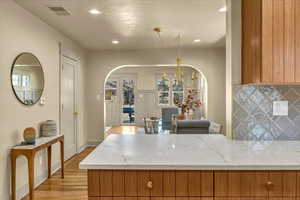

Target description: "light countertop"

left=79, top=134, right=300, bottom=170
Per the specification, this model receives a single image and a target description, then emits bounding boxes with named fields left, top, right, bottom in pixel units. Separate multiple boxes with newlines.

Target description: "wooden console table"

left=11, top=135, right=64, bottom=200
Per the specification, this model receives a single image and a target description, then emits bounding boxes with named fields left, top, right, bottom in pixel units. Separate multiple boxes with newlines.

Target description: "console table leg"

left=11, top=153, right=16, bottom=200
left=60, top=140, right=64, bottom=179
left=27, top=155, right=35, bottom=200
left=47, top=146, right=52, bottom=178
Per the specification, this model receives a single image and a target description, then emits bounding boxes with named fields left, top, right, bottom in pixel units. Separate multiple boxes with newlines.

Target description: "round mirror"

left=11, top=53, right=44, bottom=105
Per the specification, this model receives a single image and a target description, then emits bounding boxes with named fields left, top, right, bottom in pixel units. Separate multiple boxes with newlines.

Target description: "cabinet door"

left=296, top=0, right=300, bottom=82
left=100, top=170, right=113, bottom=196
left=137, top=171, right=151, bottom=196
left=88, top=170, right=100, bottom=197
left=125, top=171, right=138, bottom=196
left=268, top=171, right=297, bottom=197
left=150, top=171, right=163, bottom=196
left=89, top=198, right=100, bottom=200
left=215, top=198, right=267, bottom=200
left=242, top=0, right=262, bottom=84
left=261, top=0, right=297, bottom=83
left=100, top=198, right=147, bottom=200
left=175, top=171, right=189, bottom=196
left=188, top=171, right=213, bottom=197
left=163, top=171, right=176, bottom=196
left=113, top=171, right=125, bottom=196
left=214, top=171, right=269, bottom=197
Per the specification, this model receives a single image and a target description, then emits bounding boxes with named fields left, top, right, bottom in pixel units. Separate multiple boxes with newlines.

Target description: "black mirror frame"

left=10, top=52, right=45, bottom=106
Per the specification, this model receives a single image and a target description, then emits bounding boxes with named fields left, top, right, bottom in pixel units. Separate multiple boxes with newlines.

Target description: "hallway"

left=105, top=126, right=143, bottom=135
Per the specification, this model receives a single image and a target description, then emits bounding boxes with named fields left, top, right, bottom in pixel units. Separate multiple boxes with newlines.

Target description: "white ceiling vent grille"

left=48, top=6, right=71, bottom=16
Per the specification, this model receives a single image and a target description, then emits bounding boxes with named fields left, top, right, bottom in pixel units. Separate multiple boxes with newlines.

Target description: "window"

left=157, top=79, right=170, bottom=105
left=12, top=74, right=21, bottom=86
left=172, top=80, right=184, bottom=105
left=157, top=76, right=185, bottom=106
left=12, top=74, right=30, bottom=88
left=105, top=80, right=117, bottom=101
left=22, top=75, right=30, bottom=88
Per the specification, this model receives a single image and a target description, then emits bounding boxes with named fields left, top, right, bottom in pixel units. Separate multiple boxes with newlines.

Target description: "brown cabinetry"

left=242, top=0, right=300, bottom=84
left=215, top=171, right=300, bottom=198
left=88, top=170, right=213, bottom=198
left=88, top=170, right=300, bottom=200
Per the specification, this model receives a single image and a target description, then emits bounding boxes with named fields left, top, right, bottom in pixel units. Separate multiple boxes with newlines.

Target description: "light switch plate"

left=273, top=101, right=288, bottom=116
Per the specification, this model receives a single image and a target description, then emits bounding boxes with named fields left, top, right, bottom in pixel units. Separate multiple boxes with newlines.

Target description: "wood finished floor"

left=105, top=125, right=143, bottom=135
left=22, top=147, right=95, bottom=200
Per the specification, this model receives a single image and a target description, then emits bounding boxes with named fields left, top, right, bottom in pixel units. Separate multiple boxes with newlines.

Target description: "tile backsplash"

left=233, top=85, right=300, bottom=140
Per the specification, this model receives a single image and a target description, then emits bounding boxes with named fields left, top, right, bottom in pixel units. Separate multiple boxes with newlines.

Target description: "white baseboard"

left=77, top=141, right=101, bottom=153
left=86, top=140, right=103, bottom=146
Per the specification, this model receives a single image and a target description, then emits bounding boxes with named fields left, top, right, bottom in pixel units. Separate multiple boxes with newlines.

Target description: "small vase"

left=23, top=127, right=36, bottom=145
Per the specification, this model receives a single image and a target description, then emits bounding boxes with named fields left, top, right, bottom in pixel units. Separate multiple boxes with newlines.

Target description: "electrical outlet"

left=273, top=101, right=288, bottom=116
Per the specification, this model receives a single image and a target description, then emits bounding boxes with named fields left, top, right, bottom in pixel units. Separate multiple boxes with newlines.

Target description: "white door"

left=105, top=78, right=120, bottom=126
left=62, top=56, right=77, bottom=160
left=121, top=79, right=136, bottom=125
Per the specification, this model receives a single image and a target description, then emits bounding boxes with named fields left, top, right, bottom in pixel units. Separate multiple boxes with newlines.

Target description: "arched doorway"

left=103, top=65, right=208, bottom=135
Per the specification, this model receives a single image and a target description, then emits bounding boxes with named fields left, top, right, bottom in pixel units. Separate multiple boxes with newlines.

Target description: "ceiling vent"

left=48, top=6, right=71, bottom=16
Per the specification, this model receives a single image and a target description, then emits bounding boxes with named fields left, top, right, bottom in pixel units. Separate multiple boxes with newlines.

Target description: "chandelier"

left=153, top=27, right=197, bottom=87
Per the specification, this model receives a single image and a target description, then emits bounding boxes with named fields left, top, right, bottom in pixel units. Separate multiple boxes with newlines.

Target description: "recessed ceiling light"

left=219, top=6, right=227, bottom=13
left=89, top=9, right=101, bottom=15
left=112, top=40, right=119, bottom=44
left=193, top=39, right=201, bottom=43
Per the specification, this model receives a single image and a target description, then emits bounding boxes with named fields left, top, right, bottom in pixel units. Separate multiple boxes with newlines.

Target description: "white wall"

left=225, top=0, right=242, bottom=138
left=87, top=48, right=226, bottom=142
left=0, top=0, right=88, bottom=199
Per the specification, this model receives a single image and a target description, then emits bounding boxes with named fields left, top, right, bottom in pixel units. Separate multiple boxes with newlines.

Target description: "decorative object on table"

left=40, top=120, right=57, bottom=137
left=144, top=117, right=160, bottom=134
left=150, top=116, right=158, bottom=120
left=175, top=89, right=202, bottom=119
left=23, top=127, right=36, bottom=145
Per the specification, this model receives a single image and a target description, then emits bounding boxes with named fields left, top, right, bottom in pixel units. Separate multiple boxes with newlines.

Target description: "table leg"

left=60, top=140, right=64, bottom=179
left=27, top=154, right=35, bottom=200
left=47, top=145, right=52, bottom=178
left=11, top=152, right=17, bottom=200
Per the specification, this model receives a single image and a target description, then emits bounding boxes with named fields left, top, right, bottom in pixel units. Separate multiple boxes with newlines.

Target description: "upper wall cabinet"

left=242, top=0, right=300, bottom=84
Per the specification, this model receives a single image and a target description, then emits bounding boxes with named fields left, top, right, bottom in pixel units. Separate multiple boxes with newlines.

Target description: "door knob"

left=147, top=180, right=153, bottom=189
left=266, top=181, right=274, bottom=190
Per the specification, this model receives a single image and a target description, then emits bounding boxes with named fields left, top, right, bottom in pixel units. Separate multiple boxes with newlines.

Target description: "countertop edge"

left=79, top=164, right=300, bottom=171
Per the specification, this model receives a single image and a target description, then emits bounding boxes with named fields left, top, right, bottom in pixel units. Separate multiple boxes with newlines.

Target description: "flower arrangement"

left=175, top=90, right=202, bottom=115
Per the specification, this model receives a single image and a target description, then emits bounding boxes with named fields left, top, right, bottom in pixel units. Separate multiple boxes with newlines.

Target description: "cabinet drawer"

left=214, top=171, right=299, bottom=198
left=268, top=171, right=297, bottom=197
left=88, top=170, right=213, bottom=197
left=214, top=171, right=269, bottom=197
left=94, top=198, right=213, bottom=200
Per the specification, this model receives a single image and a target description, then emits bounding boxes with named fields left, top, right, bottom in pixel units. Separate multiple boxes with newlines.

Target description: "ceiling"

left=15, top=0, right=226, bottom=50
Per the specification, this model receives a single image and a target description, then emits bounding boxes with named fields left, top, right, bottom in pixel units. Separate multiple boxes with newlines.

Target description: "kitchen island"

left=80, top=134, right=300, bottom=199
